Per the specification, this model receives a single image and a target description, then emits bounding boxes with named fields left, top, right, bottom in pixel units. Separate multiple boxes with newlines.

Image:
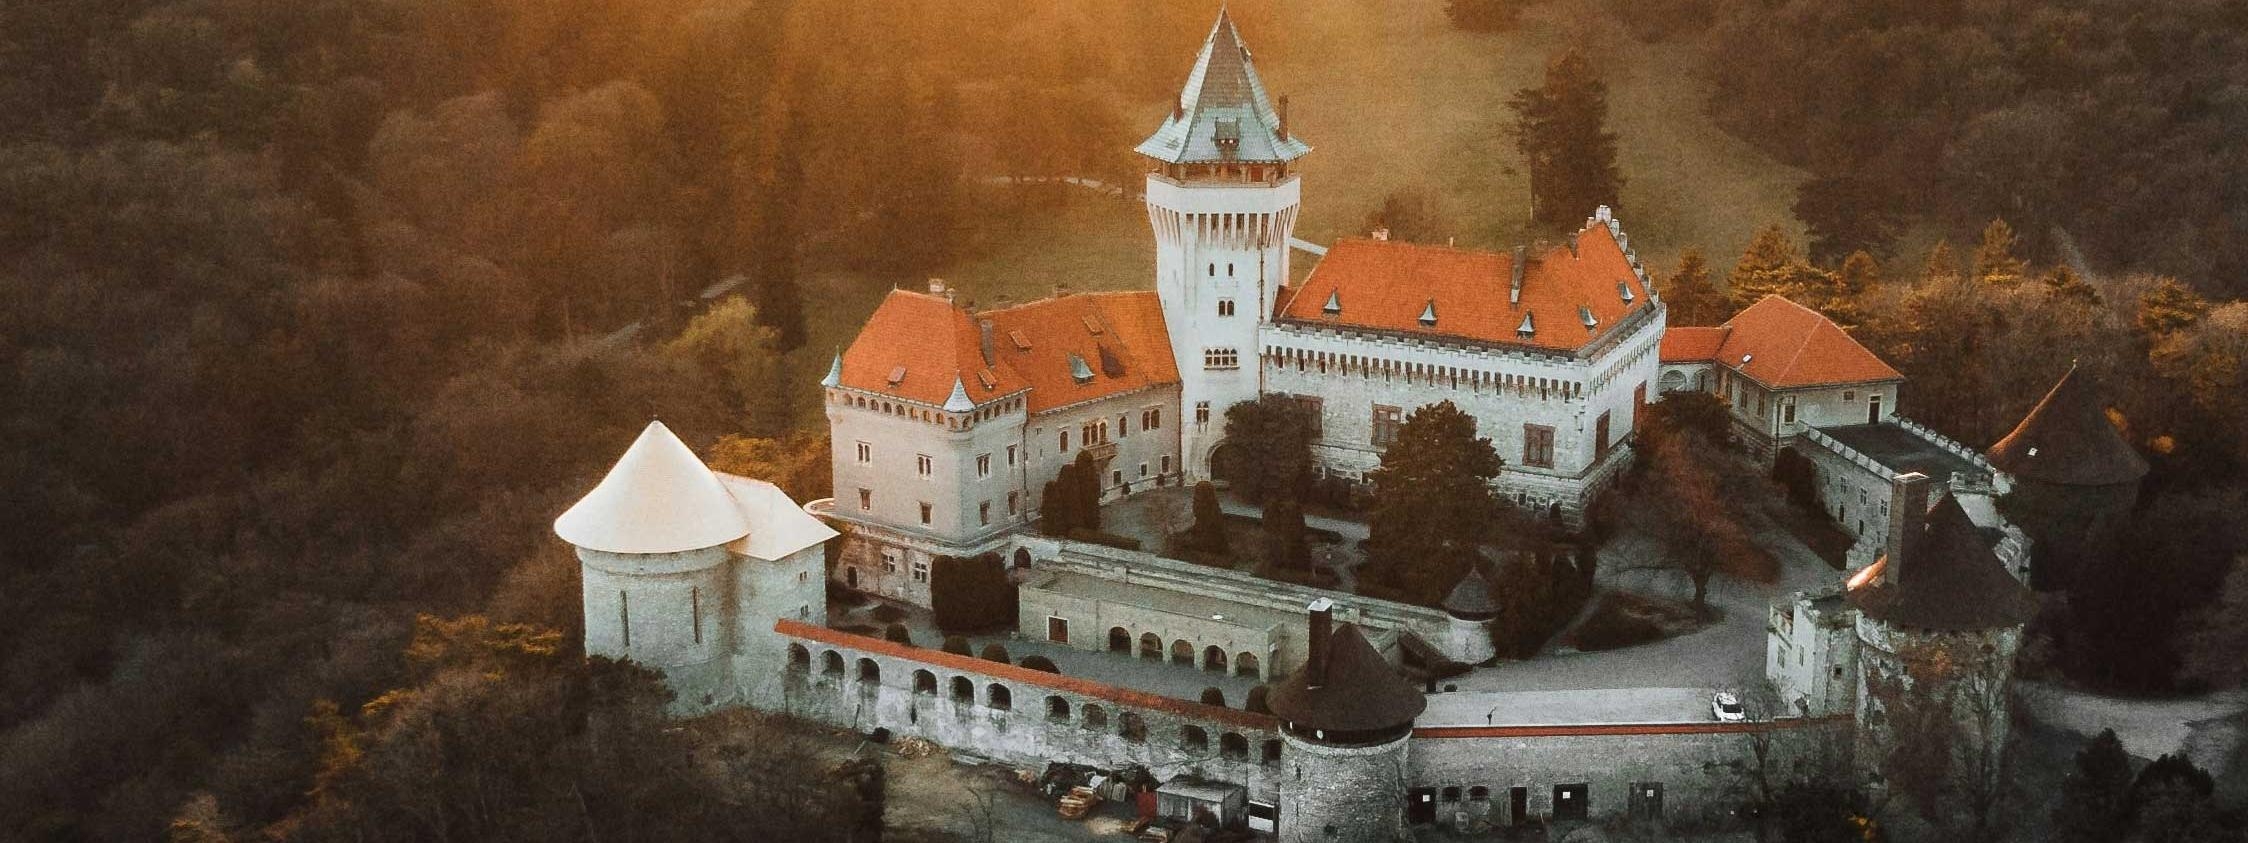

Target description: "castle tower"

left=1136, top=8, right=1310, bottom=478
left=1846, top=473, right=2037, bottom=828
left=1267, top=600, right=1427, bottom=842
left=1984, top=364, right=2148, bottom=591
left=1439, top=565, right=1500, bottom=665
left=557, top=421, right=833, bottom=712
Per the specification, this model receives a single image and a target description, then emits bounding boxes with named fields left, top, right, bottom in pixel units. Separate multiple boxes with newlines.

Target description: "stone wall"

left=772, top=620, right=1284, bottom=802
left=1278, top=733, right=1412, bottom=843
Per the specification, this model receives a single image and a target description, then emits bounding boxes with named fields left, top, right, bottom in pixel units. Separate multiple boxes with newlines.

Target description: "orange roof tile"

left=776, top=619, right=1276, bottom=730
left=1709, top=296, right=1901, bottom=388
left=1659, top=326, right=1730, bottom=363
left=1278, top=221, right=1652, bottom=353
left=838, top=289, right=1177, bottom=414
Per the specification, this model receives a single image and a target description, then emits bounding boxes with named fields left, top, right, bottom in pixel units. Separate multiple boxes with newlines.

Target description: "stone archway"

left=1207, top=439, right=1248, bottom=488
left=1012, top=548, right=1032, bottom=570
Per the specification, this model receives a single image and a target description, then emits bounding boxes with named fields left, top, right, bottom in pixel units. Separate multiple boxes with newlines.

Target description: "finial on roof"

left=943, top=376, right=975, bottom=412
left=820, top=350, right=842, bottom=388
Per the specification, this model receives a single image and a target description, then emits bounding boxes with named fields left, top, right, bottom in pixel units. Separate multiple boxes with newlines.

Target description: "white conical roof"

left=554, top=421, right=753, bottom=555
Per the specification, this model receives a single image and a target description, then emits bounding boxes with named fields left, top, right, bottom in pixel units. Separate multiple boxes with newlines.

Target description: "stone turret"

left=1267, top=599, right=1426, bottom=842
left=1984, top=364, right=2147, bottom=591
left=1439, top=565, right=1500, bottom=665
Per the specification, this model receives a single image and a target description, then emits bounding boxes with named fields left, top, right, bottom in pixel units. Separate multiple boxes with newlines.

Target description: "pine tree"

left=2136, top=278, right=2211, bottom=338
left=2041, top=264, right=2100, bottom=306
left=746, top=101, right=810, bottom=351
left=1365, top=401, right=1503, bottom=605
left=1837, top=250, right=1883, bottom=299
left=1973, top=218, right=2027, bottom=287
left=1660, top=248, right=1727, bottom=326
left=1793, top=172, right=1905, bottom=263
left=1190, top=481, right=1228, bottom=555
left=1262, top=497, right=1310, bottom=570
left=1510, top=49, right=1623, bottom=227
left=1922, top=240, right=1962, bottom=284
left=2050, top=729, right=2132, bottom=843
left=1728, top=224, right=1824, bottom=311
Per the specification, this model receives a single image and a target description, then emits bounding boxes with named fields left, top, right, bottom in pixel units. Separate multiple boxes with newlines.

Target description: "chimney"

left=928, top=278, right=954, bottom=303
left=1509, top=245, right=1528, bottom=305
left=1052, top=283, right=1070, bottom=300
left=1305, top=598, right=1334, bottom=689
left=1884, top=472, right=1932, bottom=583
left=1277, top=94, right=1291, bottom=141
left=1370, top=226, right=1391, bottom=242
left=1568, top=233, right=1580, bottom=258
left=977, top=319, right=996, bottom=366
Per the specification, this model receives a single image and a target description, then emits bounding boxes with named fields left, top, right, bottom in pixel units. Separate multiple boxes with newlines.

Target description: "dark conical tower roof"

left=1266, top=623, right=1425, bottom=734
left=1442, top=566, right=1498, bottom=619
left=1847, top=496, right=2037, bottom=630
left=1987, top=365, right=2148, bottom=486
left=1134, top=9, right=1311, bottom=165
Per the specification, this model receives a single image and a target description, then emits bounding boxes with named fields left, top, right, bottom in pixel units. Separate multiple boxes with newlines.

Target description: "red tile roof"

left=1665, top=296, right=1900, bottom=389
left=838, top=290, right=1177, bottom=413
left=1278, top=220, right=1652, bottom=353
left=775, top=619, right=1277, bottom=730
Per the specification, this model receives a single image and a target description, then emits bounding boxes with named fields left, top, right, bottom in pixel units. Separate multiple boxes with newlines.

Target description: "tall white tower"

left=1137, top=9, right=1310, bottom=479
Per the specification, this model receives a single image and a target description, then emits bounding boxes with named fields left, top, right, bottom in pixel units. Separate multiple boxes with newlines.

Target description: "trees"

left=2050, top=729, right=2132, bottom=843
left=931, top=553, right=1017, bottom=633
left=1972, top=219, right=2027, bottom=288
left=1659, top=248, right=1729, bottom=327
left=1363, top=401, right=1502, bottom=605
left=1041, top=452, right=1104, bottom=535
left=1793, top=172, right=1905, bottom=264
left=1629, top=422, right=1768, bottom=611
left=1510, top=49, right=1622, bottom=228
left=1188, top=482, right=1228, bottom=556
left=1363, top=187, right=1444, bottom=243
left=1261, top=497, right=1310, bottom=571
left=1221, top=395, right=1316, bottom=505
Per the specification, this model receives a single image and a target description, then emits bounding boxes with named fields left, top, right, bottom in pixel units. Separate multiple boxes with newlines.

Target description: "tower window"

left=856, top=441, right=871, bottom=464
left=618, top=590, right=631, bottom=648
left=916, top=454, right=932, bottom=477
left=1007, top=444, right=1018, bottom=465
left=1007, top=491, right=1018, bottom=514
left=1060, top=430, right=1070, bottom=452
left=1208, top=262, right=1216, bottom=277
left=1218, top=298, right=1235, bottom=317
left=1372, top=404, right=1404, bottom=448
left=858, top=488, right=872, bottom=511
left=979, top=501, right=990, bottom=526
left=1203, top=347, right=1239, bottom=369
left=1228, top=263, right=1235, bottom=278
left=1195, top=402, right=1210, bottom=426
left=977, top=454, right=991, bottom=478
left=912, top=557, right=929, bottom=583
left=690, top=587, right=701, bottom=644
left=919, top=502, right=933, bottom=525
left=1524, top=424, right=1556, bottom=468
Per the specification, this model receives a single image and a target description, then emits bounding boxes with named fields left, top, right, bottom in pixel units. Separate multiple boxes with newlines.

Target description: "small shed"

left=1154, top=778, right=1248, bottom=829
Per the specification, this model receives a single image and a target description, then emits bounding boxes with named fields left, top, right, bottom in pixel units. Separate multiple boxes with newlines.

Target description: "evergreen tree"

left=1922, top=240, right=1963, bottom=284
left=1973, top=218, right=2027, bottom=287
left=1365, top=401, right=1503, bottom=605
left=1510, top=49, right=1623, bottom=227
left=1793, top=172, right=1905, bottom=263
left=1070, top=451, right=1102, bottom=531
left=1837, top=250, right=1884, bottom=299
left=1189, top=481, right=1228, bottom=555
left=2050, top=729, right=2133, bottom=843
left=745, top=95, right=810, bottom=351
left=2041, top=264, right=2100, bottom=306
left=1660, top=248, right=1728, bottom=326
left=1262, top=497, right=1310, bottom=570
left=2135, top=278, right=2211, bottom=339
left=1727, top=224, right=1841, bottom=313
left=1222, top=395, right=1316, bottom=504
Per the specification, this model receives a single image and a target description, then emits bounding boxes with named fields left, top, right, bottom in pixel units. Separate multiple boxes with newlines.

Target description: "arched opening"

left=821, top=650, right=845, bottom=675
left=1261, top=740, right=1282, bottom=764
left=950, top=676, right=973, bottom=704
left=988, top=684, right=1012, bottom=711
left=1658, top=369, right=1686, bottom=394
left=1140, top=633, right=1163, bottom=659
left=787, top=644, right=810, bottom=672
left=913, top=669, right=936, bottom=695
left=1469, top=786, right=1490, bottom=802
left=1208, top=439, right=1247, bottom=487
left=856, top=658, right=879, bottom=683
left=1236, top=652, right=1260, bottom=677
left=1203, top=646, right=1227, bottom=673
left=1110, top=627, right=1132, bottom=653
left=1082, top=705, right=1108, bottom=729
left=1170, top=640, right=1195, bottom=665
left=1046, top=696, right=1070, bottom=722
left=1182, top=725, right=1208, bottom=750
left=1013, top=548, right=1032, bottom=570
left=1220, top=732, right=1248, bottom=760
left=1120, top=712, right=1147, bottom=743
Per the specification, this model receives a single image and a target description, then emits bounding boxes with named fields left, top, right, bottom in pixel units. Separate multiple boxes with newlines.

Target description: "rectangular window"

left=916, top=454, right=933, bottom=477
left=882, top=549, right=900, bottom=574
left=1007, top=491, right=1019, bottom=514
left=1296, top=394, right=1325, bottom=438
left=1111, top=469, right=1123, bottom=486
left=1060, top=430, right=1070, bottom=451
left=1782, top=398, right=1797, bottom=424
left=1843, top=390, right=1857, bottom=402
left=979, top=501, right=990, bottom=525
left=1195, top=401, right=1210, bottom=426
left=918, top=502, right=932, bottom=525
left=1117, top=414, right=1128, bottom=439
left=1140, top=462, right=1149, bottom=478
left=1143, top=407, right=1161, bottom=430
left=855, top=441, right=871, bottom=464
left=1595, top=411, right=1613, bottom=461
left=1006, top=444, right=1018, bottom=465
left=976, top=453, right=991, bottom=478
left=1218, top=298, right=1236, bottom=317
left=1161, top=455, right=1173, bottom=474
left=798, top=604, right=809, bottom=619
left=1047, top=616, right=1069, bottom=643
left=1203, top=347, right=1240, bottom=369
left=857, top=488, right=872, bottom=511
left=912, top=557, right=929, bottom=583
left=1371, top=404, right=1404, bottom=448
left=1524, top=424, right=1557, bottom=468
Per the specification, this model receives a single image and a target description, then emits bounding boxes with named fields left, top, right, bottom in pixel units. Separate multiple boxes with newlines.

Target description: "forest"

left=2, top=0, right=2246, bottom=838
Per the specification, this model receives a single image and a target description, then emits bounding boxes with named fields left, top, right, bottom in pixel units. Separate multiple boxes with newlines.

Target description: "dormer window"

left=1579, top=306, right=1598, bottom=330
left=887, top=365, right=907, bottom=386
left=1068, top=353, right=1095, bottom=385
left=1322, top=290, right=1341, bottom=316
left=1419, top=300, right=1437, bottom=327
left=1081, top=315, right=1104, bottom=335
left=1008, top=330, right=1031, bottom=351
left=1517, top=312, right=1535, bottom=339
left=1618, top=281, right=1635, bottom=303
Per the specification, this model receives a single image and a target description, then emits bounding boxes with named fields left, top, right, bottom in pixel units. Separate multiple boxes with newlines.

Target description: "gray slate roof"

left=1134, top=10, right=1311, bottom=165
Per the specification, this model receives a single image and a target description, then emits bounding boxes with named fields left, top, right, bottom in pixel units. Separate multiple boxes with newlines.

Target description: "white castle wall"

left=580, top=545, right=738, bottom=713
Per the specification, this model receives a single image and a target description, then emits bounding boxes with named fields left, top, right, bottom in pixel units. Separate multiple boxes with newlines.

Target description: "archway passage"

left=1013, top=548, right=1032, bottom=570
left=1208, top=439, right=1248, bottom=487
left=1110, top=627, right=1132, bottom=653
left=1203, top=646, right=1227, bottom=673
left=1140, top=633, right=1163, bottom=659
left=1658, top=369, right=1686, bottom=393
left=1236, top=652, right=1260, bottom=678
left=1170, top=639, right=1195, bottom=665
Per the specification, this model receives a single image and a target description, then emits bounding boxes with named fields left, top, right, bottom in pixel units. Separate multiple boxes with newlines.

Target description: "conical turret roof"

left=1986, top=365, right=2148, bottom=486
left=555, top=421, right=753, bottom=555
left=1847, top=496, right=2037, bottom=630
left=1134, top=9, right=1310, bottom=165
left=1266, top=623, right=1426, bottom=733
left=1442, top=566, right=1498, bottom=618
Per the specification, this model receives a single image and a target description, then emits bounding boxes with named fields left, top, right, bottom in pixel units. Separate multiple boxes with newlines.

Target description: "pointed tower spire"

left=555, top=421, right=751, bottom=555
left=820, top=350, right=842, bottom=388
left=1135, top=8, right=1311, bottom=165
left=942, top=376, right=976, bottom=412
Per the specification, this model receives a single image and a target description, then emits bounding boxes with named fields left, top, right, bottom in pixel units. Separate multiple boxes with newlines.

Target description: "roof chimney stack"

left=1509, top=245, right=1528, bottom=305
left=1277, top=94, right=1291, bottom=141
left=1885, top=472, right=1932, bottom=583
left=1370, top=226, right=1390, bottom=242
left=1305, top=598, right=1334, bottom=689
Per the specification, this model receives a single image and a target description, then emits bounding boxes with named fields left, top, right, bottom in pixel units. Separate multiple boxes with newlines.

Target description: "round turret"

left=1984, top=365, right=2146, bottom=591
left=1439, top=565, right=1499, bottom=665
left=1268, top=601, right=1425, bottom=842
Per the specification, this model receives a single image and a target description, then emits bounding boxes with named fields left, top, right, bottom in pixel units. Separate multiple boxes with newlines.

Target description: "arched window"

left=821, top=650, right=845, bottom=675
left=913, top=670, right=937, bottom=695
left=1140, top=633, right=1163, bottom=659
left=1046, top=695, right=1070, bottom=721
left=988, top=684, right=1012, bottom=711
left=1220, top=732, right=1249, bottom=760
left=1182, top=725, right=1208, bottom=750
left=1120, top=712, right=1147, bottom=743
left=1236, top=652, right=1260, bottom=677
left=857, top=658, right=880, bottom=683
left=1082, top=705, right=1108, bottom=729
left=1170, top=640, right=1194, bottom=665
left=1110, top=627, right=1132, bottom=653
left=950, top=676, right=973, bottom=704
left=787, top=644, right=810, bottom=672
left=1203, top=646, right=1227, bottom=673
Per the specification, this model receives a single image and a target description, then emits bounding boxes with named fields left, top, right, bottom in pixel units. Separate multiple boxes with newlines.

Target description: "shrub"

left=1262, top=497, right=1310, bottom=570
left=941, top=636, right=971, bottom=656
left=1199, top=687, right=1226, bottom=708
left=978, top=643, right=1010, bottom=664
left=883, top=624, right=912, bottom=646
left=1189, top=482, right=1228, bottom=554
left=931, top=552, right=1017, bottom=633
left=1020, top=655, right=1060, bottom=673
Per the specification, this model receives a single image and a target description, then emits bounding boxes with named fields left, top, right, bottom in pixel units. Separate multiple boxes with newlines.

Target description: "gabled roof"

left=715, top=473, right=839, bottom=562
left=1667, top=296, right=1900, bottom=388
left=837, top=289, right=1178, bottom=416
left=1986, top=365, right=2148, bottom=486
left=1135, top=9, right=1310, bottom=165
left=1279, top=213, right=1653, bottom=354
left=555, top=421, right=754, bottom=555
left=1266, top=623, right=1426, bottom=733
left=1847, top=496, right=2037, bottom=630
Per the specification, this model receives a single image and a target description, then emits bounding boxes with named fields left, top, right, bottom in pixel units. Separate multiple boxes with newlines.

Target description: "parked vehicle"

left=1712, top=691, right=1746, bottom=722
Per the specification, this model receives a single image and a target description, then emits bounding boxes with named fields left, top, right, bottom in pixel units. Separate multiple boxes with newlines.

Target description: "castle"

left=553, top=11, right=2144, bottom=840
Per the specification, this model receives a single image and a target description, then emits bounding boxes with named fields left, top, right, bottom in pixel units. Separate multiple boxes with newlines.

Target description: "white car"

left=1712, top=692, right=1746, bottom=722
